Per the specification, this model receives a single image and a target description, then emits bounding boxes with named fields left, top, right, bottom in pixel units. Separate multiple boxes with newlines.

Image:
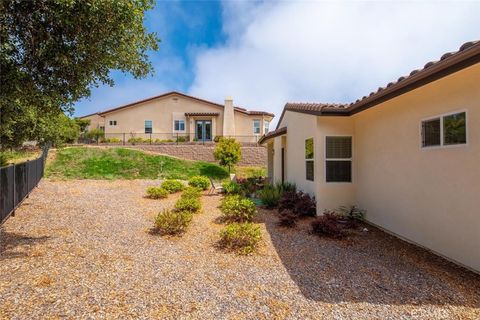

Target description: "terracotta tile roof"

left=345, top=40, right=480, bottom=115
left=275, top=40, right=480, bottom=128
left=93, top=91, right=273, bottom=117
left=285, top=102, right=349, bottom=113
left=185, top=112, right=220, bottom=117
left=258, top=127, right=287, bottom=144
left=77, top=112, right=100, bottom=119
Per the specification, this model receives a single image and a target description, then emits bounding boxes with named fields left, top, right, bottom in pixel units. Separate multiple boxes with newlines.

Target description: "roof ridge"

left=275, top=39, right=480, bottom=128
left=80, top=91, right=273, bottom=118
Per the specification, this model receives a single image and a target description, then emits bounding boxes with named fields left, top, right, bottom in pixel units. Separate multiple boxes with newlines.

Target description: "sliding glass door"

left=195, top=120, right=212, bottom=141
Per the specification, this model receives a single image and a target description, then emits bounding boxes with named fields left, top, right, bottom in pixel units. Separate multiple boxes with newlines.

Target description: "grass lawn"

left=1, top=149, right=42, bottom=165
left=233, top=166, right=266, bottom=179
left=46, top=147, right=230, bottom=180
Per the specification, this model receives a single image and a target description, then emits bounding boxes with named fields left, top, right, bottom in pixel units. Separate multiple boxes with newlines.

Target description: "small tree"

left=87, top=128, right=104, bottom=143
left=214, top=138, right=241, bottom=173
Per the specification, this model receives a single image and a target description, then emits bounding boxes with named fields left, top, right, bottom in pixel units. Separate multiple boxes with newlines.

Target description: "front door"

left=195, top=120, right=212, bottom=141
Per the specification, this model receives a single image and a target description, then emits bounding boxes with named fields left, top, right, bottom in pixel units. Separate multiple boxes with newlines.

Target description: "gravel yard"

left=1, top=180, right=479, bottom=319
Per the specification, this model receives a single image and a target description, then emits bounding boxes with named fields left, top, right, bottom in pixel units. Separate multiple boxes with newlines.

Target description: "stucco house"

left=79, top=91, right=274, bottom=143
left=259, top=40, right=480, bottom=272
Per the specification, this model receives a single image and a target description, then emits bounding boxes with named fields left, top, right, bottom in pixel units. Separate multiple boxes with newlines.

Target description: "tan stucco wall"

left=103, top=94, right=224, bottom=140
left=81, top=114, right=105, bottom=131
left=282, top=111, right=317, bottom=196
left=267, top=63, right=480, bottom=271
left=234, top=112, right=272, bottom=143
left=353, top=63, right=480, bottom=272
left=272, top=136, right=284, bottom=184
left=100, top=93, right=270, bottom=142
left=316, top=116, right=356, bottom=212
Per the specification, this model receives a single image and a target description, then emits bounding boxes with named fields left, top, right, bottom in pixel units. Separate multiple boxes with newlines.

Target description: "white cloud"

left=189, top=1, right=480, bottom=126
left=74, top=55, right=186, bottom=117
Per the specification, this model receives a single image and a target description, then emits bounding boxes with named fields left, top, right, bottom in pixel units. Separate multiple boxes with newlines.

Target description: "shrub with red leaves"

left=278, top=191, right=316, bottom=217
left=277, top=210, right=297, bottom=228
left=311, top=211, right=345, bottom=238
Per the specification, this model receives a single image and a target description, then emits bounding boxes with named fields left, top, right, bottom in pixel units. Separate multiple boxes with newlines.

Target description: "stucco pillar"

left=223, top=97, right=235, bottom=137
left=212, top=117, right=217, bottom=140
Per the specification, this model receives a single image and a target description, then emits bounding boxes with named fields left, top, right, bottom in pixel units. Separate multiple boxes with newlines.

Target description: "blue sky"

left=74, top=1, right=480, bottom=126
left=75, top=0, right=226, bottom=116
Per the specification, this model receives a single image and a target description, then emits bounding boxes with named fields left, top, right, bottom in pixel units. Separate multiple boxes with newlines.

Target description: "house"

left=79, top=91, right=274, bottom=143
left=259, top=40, right=480, bottom=272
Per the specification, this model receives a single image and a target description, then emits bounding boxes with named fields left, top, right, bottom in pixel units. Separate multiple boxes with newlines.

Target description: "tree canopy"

left=214, top=138, right=242, bottom=173
left=0, top=0, right=159, bottom=148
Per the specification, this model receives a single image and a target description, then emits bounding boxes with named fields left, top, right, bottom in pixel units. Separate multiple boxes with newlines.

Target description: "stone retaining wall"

left=125, top=144, right=267, bottom=167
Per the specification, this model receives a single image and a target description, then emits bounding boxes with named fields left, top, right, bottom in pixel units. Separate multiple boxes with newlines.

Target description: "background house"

left=260, top=40, right=480, bottom=272
left=79, top=91, right=274, bottom=143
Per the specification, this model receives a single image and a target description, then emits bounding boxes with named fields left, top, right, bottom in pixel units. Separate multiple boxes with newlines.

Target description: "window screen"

left=264, top=121, right=270, bottom=134
left=326, top=136, right=352, bottom=158
left=306, top=161, right=314, bottom=181
left=421, top=118, right=441, bottom=147
left=174, top=120, right=185, bottom=131
left=144, top=120, right=152, bottom=134
left=443, top=112, right=466, bottom=145
left=305, top=138, right=314, bottom=159
left=326, top=161, right=351, bottom=182
left=253, top=120, right=261, bottom=134
left=326, top=136, right=352, bottom=183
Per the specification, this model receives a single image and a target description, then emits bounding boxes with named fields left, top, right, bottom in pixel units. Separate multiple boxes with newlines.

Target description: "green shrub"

left=222, top=181, right=242, bottom=195
left=181, top=186, right=202, bottom=199
left=276, top=181, right=296, bottom=193
left=176, top=136, right=187, bottom=143
left=128, top=137, right=144, bottom=144
left=188, top=176, right=210, bottom=190
left=336, top=205, right=366, bottom=221
left=161, top=179, right=185, bottom=193
left=146, top=187, right=169, bottom=199
left=104, top=137, right=121, bottom=143
left=257, top=184, right=281, bottom=208
left=220, top=195, right=257, bottom=222
left=175, top=196, right=201, bottom=212
left=218, top=222, right=262, bottom=255
left=153, top=209, right=193, bottom=235
left=0, top=153, right=8, bottom=167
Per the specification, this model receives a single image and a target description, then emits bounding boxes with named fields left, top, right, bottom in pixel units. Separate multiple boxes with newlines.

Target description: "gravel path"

left=1, top=180, right=479, bottom=319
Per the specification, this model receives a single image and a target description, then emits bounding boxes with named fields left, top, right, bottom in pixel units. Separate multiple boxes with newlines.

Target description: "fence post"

left=150, top=133, right=152, bottom=145
left=12, top=163, right=16, bottom=217
left=176, top=133, right=178, bottom=145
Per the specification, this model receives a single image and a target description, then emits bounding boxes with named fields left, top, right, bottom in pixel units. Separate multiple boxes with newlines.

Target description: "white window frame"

left=174, top=119, right=186, bottom=132
left=264, top=120, right=270, bottom=134
left=305, top=137, right=314, bottom=182
left=420, top=109, right=468, bottom=150
left=253, top=119, right=261, bottom=135
left=144, top=120, right=153, bottom=134
left=324, top=135, right=353, bottom=184
left=109, top=120, right=117, bottom=126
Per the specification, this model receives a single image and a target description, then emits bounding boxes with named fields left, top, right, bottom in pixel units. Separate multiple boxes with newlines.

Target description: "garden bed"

left=0, top=179, right=479, bottom=319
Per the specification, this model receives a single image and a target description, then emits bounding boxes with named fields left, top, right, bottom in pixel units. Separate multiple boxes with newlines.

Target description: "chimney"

left=223, top=96, right=235, bottom=137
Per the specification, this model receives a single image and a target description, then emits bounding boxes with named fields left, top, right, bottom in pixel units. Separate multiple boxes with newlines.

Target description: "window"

left=253, top=120, right=261, bottom=134
left=421, top=111, right=466, bottom=148
left=326, top=136, right=352, bottom=183
left=305, top=138, right=314, bottom=181
left=174, top=120, right=185, bottom=131
left=109, top=120, right=117, bottom=126
left=144, top=120, right=152, bottom=134
left=421, top=118, right=441, bottom=147
left=264, top=121, right=270, bottom=134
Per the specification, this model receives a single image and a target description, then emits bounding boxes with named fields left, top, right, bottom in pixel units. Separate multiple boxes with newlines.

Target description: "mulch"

left=0, top=179, right=479, bottom=319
